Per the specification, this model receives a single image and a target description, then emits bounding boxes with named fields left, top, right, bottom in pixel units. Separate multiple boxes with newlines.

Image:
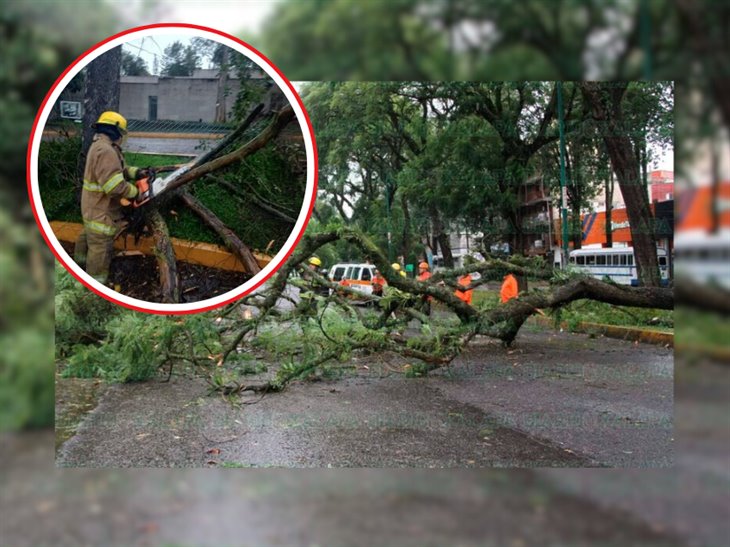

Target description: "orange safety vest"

left=418, top=270, right=432, bottom=301
left=455, top=273, right=473, bottom=305
left=500, top=274, right=518, bottom=303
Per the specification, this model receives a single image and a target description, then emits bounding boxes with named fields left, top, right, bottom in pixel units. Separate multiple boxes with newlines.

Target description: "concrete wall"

left=119, top=75, right=244, bottom=122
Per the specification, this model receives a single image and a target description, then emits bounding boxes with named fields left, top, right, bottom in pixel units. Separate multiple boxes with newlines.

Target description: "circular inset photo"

left=28, top=24, right=316, bottom=314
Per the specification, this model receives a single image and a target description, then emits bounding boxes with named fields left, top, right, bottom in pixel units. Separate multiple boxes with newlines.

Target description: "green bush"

left=55, top=264, right=120, bottom=356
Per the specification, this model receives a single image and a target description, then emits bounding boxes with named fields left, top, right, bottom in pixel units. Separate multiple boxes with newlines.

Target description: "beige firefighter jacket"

left=81, top=134, right=139, bottom=236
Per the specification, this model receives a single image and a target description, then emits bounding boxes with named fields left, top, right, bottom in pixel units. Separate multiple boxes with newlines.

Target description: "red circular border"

left=27, top=23, right=318, bottom=315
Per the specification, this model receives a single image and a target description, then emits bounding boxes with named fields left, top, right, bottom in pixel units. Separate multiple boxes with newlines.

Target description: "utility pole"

left=557, top=82, right=570, bottom=262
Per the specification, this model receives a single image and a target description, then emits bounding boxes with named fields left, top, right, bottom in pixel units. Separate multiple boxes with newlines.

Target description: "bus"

left=674, top=233, right=730, bottom=289
left=568, top=247, right=670, bottom=286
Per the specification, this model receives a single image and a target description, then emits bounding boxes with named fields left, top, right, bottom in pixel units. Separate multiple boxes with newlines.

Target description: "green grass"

left=39, top=138, right=304, bottom=254
left=471, top=287, right=673, bottom=331
left=675, top=307, right=730, bottom=350
left=555, top=300, right=673, bottom=331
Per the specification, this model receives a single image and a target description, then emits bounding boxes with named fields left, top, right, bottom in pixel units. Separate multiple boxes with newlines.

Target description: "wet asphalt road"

left=56, top=327, right=673, bottom=468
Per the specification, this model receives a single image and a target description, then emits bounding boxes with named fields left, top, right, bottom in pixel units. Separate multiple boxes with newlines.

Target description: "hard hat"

left=418, top=261, right=429, bottom=270
left=308, top=256, right=322, bottom=267
left=96, top=111, right=128, bottom=134
left=400, top=271, right=407, bottom=277
left=391, top=263, right=401, bottom=271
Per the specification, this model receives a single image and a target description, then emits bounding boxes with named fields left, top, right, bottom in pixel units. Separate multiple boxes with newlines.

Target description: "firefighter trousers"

left=74, top=229, right=115, bottom=284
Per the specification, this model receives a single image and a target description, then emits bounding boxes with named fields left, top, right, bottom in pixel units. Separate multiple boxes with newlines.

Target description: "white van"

left=329, top=263, right=379, bottom=295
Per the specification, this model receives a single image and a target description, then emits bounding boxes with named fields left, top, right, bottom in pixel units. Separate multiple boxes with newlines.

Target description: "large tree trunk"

left=78, top=46, right=122, bottom=181
left=400, top=193, right=412, bottom=262
left=580, top=82, right=660, bottom=287
left=180, top=190, right=262, bottom=275
left=146, top=209, right=180, bottom=303
left=430, top=206, right=453, bottom=267
left=605, top=166, right=614, bottom=247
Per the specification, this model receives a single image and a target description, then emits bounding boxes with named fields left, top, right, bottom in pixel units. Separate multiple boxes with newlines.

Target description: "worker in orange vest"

left=500, top=273, right=519, bottom=303
left=371, top=269, right=386, bottom=297
left=455, top=272, right=473, bottom=305
left=417, top=261, right=433, bottom=315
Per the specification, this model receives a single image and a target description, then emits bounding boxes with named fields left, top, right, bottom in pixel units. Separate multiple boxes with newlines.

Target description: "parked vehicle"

left=569, top=247, right=670, bottom=286
left=328, top=263, right=379, bottom=296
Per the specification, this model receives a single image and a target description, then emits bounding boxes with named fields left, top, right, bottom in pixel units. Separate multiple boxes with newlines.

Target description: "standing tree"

left=121, top=50, right=150, bottom=76
left=579, top=82, right=661, bottom=287
left=78, top=45, right=122, bottom=182
left=161, top=41, right=201, bottom=77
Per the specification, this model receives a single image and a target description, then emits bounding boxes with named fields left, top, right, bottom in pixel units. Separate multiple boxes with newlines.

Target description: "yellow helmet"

left=391, top=263, right=401, bottom=271
left=96, top=111, right=128, bottom=134
left=308, top=256, right=322, bottom=267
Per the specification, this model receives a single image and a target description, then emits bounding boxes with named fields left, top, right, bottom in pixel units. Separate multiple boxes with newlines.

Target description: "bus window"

left=345, top=267, right=353, bottom=279
left=577, top=256, right=585, bottom=265
left=612, top=255, right=620, bottom=266
left=659, top=256, right=667, bottom=267
left=586, top=255, right=596, bottom=265
left=628, top=255, right=634, bottom=266
left=352, top=267, right=361, bottom=280
left=597, top=255, right=606, bottom=265
left=332, top=267, right=345, bottom=281
left=361, top=268, right=372, bottom=281
left=569, top=256, right=576, bottom=264
left=620, top=255, right=627, bottom=265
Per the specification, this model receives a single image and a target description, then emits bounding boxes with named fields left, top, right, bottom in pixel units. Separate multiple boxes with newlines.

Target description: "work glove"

left=135, top=167, right=156, bottom=180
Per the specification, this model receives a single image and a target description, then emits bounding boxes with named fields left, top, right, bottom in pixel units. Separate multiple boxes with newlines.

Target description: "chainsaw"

left=121, top=168, right=156, bottom=208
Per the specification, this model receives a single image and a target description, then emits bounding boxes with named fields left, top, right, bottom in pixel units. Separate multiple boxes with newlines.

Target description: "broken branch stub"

left=180, top=190, right=261, bottom=275
left=146, top=208, right=180, bottom=303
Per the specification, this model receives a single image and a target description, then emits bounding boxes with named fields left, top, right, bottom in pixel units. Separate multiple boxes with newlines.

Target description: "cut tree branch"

left=179, top=190, right=262, bottom=275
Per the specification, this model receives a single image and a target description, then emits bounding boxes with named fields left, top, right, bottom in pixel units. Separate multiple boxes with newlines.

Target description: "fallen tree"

left=124, top=105, right=298, bottom=302
left=204, top=228, right=673, bottom=394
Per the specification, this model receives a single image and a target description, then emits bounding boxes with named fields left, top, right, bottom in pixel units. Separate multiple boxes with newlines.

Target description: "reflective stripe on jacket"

left=81, top=133, right=139, bottom=235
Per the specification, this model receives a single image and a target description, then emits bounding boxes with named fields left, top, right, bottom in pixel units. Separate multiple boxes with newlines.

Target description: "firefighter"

left=74, top=111, right=151, bottom=284
left=500, top=272, right=519, bottom=303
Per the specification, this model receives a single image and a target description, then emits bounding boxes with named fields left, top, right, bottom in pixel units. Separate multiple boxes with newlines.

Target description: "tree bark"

left=78, top=45, right=122, bottom=182
left=580, top=82, right=660, bottom=287
left=179, top=190, right=262, bottom=275
left=605, top=167, right=614, bottom=247
left=146, top=209, right=180, bottom=303
left=400, top=193, right=412, bottom=262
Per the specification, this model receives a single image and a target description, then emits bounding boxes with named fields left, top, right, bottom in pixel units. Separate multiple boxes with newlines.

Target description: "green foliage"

left=0, top=201, right=54, bottom=431
left=55, top=265, right=119, bottom=356
left=57, top=267, right=223, bottom=383
left=121, top=50, right=149, bottom=76
left=161, top=40, right=201, bottom=76
left=0, top=328, right=54, bottom=430
left=38, top=136, right=82, bottom=222
left=63, top=314, right=163, bottom=382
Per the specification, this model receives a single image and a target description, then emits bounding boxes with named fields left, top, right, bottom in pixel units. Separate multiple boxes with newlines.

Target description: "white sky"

left=170, top=1, right=277, bottom=35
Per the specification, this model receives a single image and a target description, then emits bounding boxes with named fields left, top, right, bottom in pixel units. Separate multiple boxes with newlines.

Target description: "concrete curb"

left=530, top=316, right=673, bottom=347
left=51, top=220, right=271, bottom=274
